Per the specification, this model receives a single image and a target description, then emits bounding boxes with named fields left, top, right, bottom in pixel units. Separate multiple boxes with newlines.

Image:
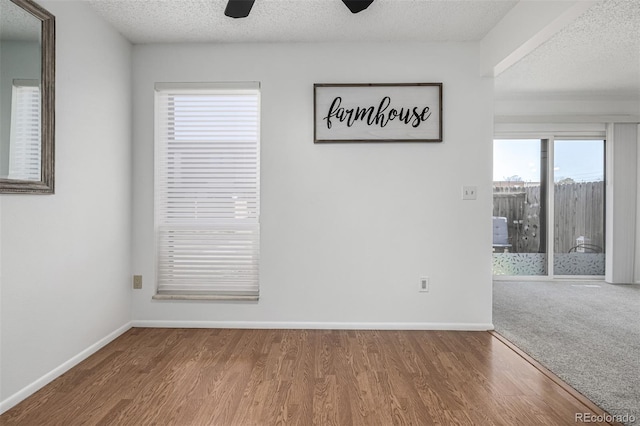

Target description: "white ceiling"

left=495, top=0, right=640, bottom=100
left=85, top=0, right=518, bottom=44
left=81, top=0, right=640, bottom=101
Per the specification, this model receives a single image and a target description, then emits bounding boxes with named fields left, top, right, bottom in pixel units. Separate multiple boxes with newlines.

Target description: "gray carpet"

left=493, top=280, right=640, bottom=426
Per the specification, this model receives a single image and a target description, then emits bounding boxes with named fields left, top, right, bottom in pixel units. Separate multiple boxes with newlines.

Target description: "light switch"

left=462, top=186, right=477, bottom=200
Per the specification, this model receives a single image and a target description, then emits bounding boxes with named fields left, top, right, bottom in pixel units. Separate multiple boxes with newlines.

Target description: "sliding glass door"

left=493, top=139, right=547, bottom=276
left=493, top=138, right=605, bottom=277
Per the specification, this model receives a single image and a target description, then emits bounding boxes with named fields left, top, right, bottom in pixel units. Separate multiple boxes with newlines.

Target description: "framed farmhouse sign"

left=314, top=83, right=442, bottom=143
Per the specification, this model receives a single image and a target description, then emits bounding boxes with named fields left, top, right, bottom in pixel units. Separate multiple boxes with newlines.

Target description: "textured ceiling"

left=0, top=0, right=41, bottom=41
left=495, top=0, right=640, bottom=100
left=78, top=0, right=640, bottom=101
left=85, top=0, right=518, bottom=44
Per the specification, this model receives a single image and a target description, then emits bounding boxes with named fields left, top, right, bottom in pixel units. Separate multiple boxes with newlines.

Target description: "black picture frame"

left=314, top=83, right=442, bottom=143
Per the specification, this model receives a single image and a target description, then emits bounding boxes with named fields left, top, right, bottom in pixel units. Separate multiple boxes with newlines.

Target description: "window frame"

left=152, top=82, right=261, bottom=300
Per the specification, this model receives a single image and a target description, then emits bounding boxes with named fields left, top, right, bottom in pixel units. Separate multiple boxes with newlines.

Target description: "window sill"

left=152, top=294, right=259, bottom=301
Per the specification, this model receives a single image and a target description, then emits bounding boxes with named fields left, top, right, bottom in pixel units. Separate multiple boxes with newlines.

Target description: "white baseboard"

left=0, top=322, right=132, bottom=415
left=132, top=320, right=494, bottom=331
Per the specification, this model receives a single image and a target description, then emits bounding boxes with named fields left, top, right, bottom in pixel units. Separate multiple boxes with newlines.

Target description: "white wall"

left=132, top=42, right=494, bottom=328
left=494, top=96, right=640, bottom=137
left=0, top=0, right=132, bottom=410
left=495, top=97, right=640, bottom=119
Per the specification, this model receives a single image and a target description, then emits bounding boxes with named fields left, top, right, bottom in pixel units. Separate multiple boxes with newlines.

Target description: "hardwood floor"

left=1, top=328, right=615, bottom=425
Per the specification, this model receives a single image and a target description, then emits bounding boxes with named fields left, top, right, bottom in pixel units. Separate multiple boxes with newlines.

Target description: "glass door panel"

left=493, top=139, right=547, bottom=275
left=553, top=140, right=605, bottom=275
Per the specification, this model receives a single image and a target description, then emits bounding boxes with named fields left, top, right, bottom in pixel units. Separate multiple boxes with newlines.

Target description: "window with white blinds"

left=9, top=80, right=41, bottom=181
left=154, top=82, right=260, bottom=299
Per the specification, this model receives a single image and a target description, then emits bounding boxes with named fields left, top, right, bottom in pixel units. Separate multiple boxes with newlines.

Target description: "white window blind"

left=9, top=80, right=41, bottom=181
left=154, top=83, right=260, bottom=299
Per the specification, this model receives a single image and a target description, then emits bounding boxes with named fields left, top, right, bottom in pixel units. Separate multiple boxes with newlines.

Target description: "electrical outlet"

left=462, top=185, right=477, bottom=200
left=419, top=276, right=429, bottom=292
left=133, top=275, right=142, bottom=290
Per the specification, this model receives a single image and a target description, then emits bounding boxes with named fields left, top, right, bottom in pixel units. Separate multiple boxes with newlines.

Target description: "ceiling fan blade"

left=224, top=0, right=255, bottom=18
left=342, top=0, right=374, bottom=14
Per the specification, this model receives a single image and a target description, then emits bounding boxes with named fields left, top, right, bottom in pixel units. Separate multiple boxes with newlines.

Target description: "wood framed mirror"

left=0, top=0, right=55, bottom=193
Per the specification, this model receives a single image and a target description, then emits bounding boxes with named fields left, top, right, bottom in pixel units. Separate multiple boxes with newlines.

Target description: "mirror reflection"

left=0, top=0, right=42, bottom=181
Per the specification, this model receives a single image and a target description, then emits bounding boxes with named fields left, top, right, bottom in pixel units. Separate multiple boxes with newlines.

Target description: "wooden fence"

left=493, top=181, right=604, bottom=254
